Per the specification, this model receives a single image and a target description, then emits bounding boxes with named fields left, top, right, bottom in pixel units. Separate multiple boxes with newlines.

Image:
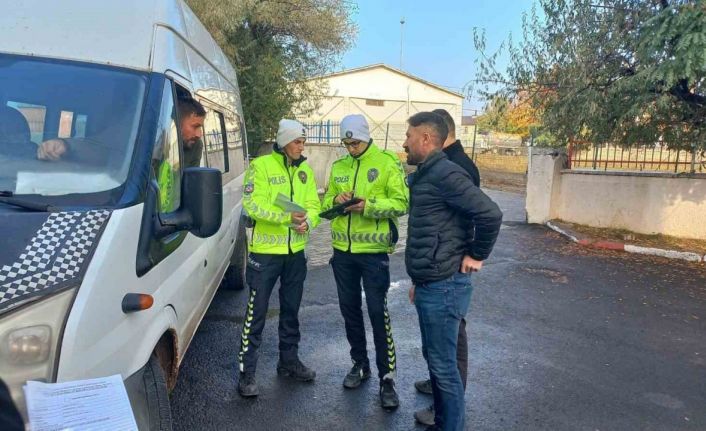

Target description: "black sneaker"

left=276, top=359, right=316, bottom=382
left=414, top=378, right=433, bottom=395
left=379, top=378, right=399, bottom=409
left=238, top=372, right=259, bottom=397
left=414, top=404, right=435, bottom=426
left=343, top=362, right=371, bottom=389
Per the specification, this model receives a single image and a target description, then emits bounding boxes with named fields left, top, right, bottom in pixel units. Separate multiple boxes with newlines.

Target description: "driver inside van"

left=30, top=95, right=206, bottom=167
left=176, top=95, right=206, bottom=168
left=153, top=95, right=206, bottom=212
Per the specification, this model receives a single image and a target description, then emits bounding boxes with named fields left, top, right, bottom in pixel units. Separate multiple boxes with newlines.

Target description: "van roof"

left=0, top=0, right=237, bottom=85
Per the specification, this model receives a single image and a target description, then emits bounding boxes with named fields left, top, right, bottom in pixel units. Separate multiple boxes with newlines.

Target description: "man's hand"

left=294, top=221, right=308, bottom=234
left=460, top=255, right=483, bottom=273
left=344, top=199, right=365, bottom=214
left=409, top=284, right=415, bottom=304
left=335, top=191, right=353, bottom=204
left=291, top=211, right=307, bottom=225
left=37, top=139, right=67, bottom=161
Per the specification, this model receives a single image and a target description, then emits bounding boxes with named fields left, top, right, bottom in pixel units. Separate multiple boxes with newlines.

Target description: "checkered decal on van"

left=0, top=210, right=110, bottom=311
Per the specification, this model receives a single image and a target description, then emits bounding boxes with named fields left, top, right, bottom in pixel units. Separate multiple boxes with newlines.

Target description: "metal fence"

left=303, top=121, right=339, bottom=144
left=303, top=121, right=502, bottom=153
left=302, top=121, right=410, bottom=151
left=568, top=143, right=706, bottom=174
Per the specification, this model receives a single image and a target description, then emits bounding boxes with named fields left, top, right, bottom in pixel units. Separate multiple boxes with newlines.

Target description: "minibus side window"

left=151, top=81, right=181, bottom=213
left=202, top=108, right=229, bottom=176
left=224, top=113, right=246, bottom=179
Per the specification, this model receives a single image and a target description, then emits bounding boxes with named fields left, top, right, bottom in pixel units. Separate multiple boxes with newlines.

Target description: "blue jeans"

left=415, top=271, right=473, bottom=431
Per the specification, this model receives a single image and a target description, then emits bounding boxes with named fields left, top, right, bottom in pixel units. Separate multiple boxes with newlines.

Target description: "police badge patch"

left=244, top=183, right=254, bottom=194
left=298, top=171, right=308, bottom=184
left=367, top=168, right=379, bottom=182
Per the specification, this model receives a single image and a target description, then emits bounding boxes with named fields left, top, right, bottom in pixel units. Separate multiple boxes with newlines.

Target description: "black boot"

left=238, top=372, right=259, bottom=397
left=343, top=361, right=371, bottom=389
left=277, top=358, right=316, bottom=382
left=379, top=378, right=399, bottom=409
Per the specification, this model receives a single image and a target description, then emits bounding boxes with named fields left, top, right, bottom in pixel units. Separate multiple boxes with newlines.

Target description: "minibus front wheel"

left=221, top=224, right=247, bottom=291
left=126, top=354, right=173, bottom=430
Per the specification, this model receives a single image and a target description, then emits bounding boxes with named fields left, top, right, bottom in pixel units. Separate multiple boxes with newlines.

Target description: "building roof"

left=462, top=116, right=478, bottom=126
left=313, top=64, right=463, bottom=98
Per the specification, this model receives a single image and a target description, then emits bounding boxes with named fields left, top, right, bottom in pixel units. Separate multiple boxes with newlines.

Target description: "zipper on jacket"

left=347, top=159, right=361, bottom=252
left=287, top=162, right=295, bottom=254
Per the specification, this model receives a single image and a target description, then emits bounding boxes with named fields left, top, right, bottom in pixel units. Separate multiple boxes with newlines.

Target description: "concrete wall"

left=304, top=144, right=348, bottom=191
left=526, top=148, right=567, bottom=224
left=526, top=149, right=706, bottom=239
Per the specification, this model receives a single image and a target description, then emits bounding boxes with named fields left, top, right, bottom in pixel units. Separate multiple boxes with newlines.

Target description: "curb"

left=545, top=221, right=706, bottom=263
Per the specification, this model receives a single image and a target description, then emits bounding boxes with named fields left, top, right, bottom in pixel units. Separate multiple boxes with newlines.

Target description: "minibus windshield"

left=0, top=55, right=147, bottom=202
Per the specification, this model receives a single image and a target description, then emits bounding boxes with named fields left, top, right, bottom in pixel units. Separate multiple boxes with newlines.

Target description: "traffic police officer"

left=323, top=114, right=409, bottom=409
left=237, top=119, right=321, bottom=397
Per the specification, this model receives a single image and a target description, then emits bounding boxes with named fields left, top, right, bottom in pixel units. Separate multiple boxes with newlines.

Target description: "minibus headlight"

left=6, top=325, right=52, bottom=365
left=0, top=288, right=77, bottom=421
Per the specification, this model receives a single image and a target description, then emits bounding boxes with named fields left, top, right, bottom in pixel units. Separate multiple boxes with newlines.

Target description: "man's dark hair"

left=178, top=96, right=207, bottom=118
left=407, top=112, right=448, bottom=146
left=432, top=108, right=455, bottom=135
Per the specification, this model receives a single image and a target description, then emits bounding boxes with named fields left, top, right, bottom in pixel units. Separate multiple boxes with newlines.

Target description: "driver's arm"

left=37, top=138, right=68, bottom=161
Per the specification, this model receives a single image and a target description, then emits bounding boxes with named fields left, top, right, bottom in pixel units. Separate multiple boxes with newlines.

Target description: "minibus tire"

left=144, top=354, right=173, bottom=430
left=221, top=227, right=247, bottom=291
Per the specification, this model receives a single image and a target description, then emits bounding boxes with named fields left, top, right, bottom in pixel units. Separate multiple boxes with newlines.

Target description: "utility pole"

left=471, top=120, right=478, bottom=160
left=400, top=17, right=405, bottom=70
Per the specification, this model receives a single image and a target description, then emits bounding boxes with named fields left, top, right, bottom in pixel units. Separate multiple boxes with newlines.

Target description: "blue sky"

left=340, top=0, right=536, bottom=113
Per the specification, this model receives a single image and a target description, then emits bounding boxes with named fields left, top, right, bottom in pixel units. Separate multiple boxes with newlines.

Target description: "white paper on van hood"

left=15, top=172, right=121, bottom=195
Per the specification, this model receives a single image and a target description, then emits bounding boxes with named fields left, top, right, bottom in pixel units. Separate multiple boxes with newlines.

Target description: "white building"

left=299, top=64, right=463, bottom=152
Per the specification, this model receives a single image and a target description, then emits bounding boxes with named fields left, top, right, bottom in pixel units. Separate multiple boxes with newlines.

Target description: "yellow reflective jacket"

left=323, top=143, right=409, bottom=254
left=243, top=149, right=321, bottom=254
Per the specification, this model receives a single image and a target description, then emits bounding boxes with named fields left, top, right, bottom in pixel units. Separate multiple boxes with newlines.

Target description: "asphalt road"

left=170, top=190, right=706, bottom=430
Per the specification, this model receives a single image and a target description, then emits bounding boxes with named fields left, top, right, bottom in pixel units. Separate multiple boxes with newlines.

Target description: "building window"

left=365, top=99, right=384, bottom=107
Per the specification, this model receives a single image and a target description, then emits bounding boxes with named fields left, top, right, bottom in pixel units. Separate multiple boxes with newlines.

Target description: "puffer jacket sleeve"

left=439, top=170, right=503, bottom=261
left=243, top=159, right=290, bottom=225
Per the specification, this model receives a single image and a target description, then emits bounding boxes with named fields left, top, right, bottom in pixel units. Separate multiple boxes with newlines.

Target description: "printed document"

left=275, top=192, right=306, bottom=213
left=24, top=374, right=137, bottom=431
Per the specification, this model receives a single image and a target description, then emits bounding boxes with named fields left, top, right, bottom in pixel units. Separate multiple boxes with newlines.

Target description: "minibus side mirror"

left=155, top=167, right=223, bottom=239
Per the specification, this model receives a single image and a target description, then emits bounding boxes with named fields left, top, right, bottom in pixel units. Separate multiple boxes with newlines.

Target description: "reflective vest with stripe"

left=243, top=149, right=321, bottom=254
left=323, top=143, right=409, bottom=254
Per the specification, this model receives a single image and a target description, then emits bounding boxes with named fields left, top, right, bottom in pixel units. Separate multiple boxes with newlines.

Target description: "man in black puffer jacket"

left=403, top=111, right=502, bottom=431
left=412, top=108, right=484, bottom=427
